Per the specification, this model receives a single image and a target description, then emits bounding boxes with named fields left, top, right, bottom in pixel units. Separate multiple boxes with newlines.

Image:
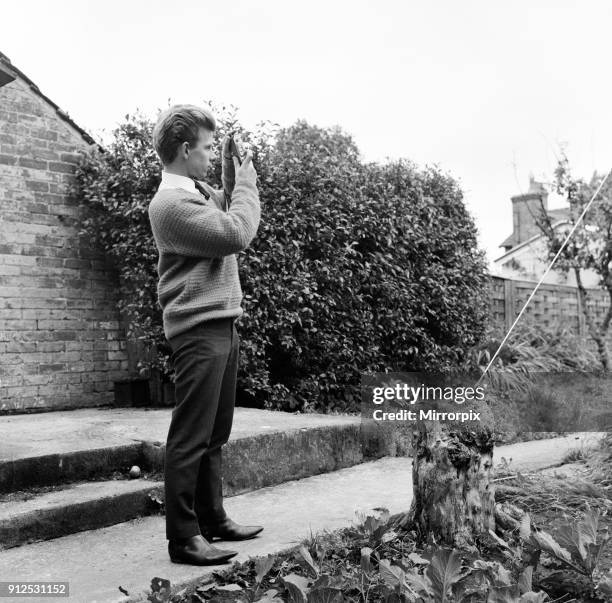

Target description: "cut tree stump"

left=394, top=407, right=496, bottom=550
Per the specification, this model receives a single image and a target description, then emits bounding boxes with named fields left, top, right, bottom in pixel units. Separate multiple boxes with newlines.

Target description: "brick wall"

left=488, top=275, right=612, bottom=353
left=0, top=76, right=132, bottom=413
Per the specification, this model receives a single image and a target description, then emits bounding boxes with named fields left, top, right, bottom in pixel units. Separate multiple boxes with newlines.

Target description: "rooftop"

left=0, top=50, right=97, bottom=146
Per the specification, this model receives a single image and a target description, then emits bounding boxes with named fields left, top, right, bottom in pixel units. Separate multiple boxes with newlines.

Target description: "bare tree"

left=532, top=152, right=612, bottom=371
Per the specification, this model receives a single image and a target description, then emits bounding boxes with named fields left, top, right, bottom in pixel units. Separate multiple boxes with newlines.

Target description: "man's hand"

left=234, top=150, right=257, bottom=185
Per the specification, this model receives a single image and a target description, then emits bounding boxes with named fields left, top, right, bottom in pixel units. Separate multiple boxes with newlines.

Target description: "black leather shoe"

left=200, top=517, right=264, bottom=541
left=168, top=535, right=238, bottom=565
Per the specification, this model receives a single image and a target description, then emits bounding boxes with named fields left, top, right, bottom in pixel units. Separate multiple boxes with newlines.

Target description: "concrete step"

left=0, top=407, right=401, bottom=493
left=0, top=407, right=406, bottom=549
left=0, top=478, right=163, bottom=550
left=0, top=433, right=600, bottom=556
left=0, top=434, right=601, bottom=603
left=0, top=456, right=412, bottom=603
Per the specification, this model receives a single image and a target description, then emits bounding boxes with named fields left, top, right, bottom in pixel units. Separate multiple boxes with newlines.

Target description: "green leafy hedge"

left=70, top=103, right=490, bottom=412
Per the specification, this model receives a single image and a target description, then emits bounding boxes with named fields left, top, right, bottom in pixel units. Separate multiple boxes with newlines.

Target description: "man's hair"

left=152, top=104, right=216, bottom=165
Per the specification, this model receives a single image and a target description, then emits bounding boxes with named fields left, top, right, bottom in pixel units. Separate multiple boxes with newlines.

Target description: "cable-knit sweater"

left=147, top=172, right=260, bottom=340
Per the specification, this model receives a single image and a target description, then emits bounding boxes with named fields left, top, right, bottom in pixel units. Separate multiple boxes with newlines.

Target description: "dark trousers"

left=164, top=317, right=239, bottom=541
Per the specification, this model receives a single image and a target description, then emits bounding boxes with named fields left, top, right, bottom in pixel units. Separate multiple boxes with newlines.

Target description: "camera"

left=228, top=132, right=246, bottom=165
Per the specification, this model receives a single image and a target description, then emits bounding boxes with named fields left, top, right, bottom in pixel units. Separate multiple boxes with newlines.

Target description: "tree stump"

left=396, top=419, right=496, bottom=550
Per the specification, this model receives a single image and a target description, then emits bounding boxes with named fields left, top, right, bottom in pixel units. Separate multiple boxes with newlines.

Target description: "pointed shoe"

left=168, top=534, right=238, bottom=565
left=200, top=517, right=264, bottom=541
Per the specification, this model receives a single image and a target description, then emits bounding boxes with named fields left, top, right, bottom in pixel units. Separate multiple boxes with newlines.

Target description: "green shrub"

left=68, top=112, right=164, bottom=351
left=71, top=103, right=490, bottom=412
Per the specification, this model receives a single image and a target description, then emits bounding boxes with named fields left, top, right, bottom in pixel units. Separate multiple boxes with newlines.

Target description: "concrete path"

left=0, top=408, right=359, bottom=462
left=0, top=434, right=601, bottom=603
left=492, top=432, right=604, bottom=471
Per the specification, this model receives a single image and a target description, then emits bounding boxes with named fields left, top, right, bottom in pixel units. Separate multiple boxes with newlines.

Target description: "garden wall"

left=0, top=53, right=135, bottom=413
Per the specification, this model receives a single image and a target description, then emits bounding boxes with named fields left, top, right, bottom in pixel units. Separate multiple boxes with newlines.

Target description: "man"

left=148, top=104, right=262, bottom=565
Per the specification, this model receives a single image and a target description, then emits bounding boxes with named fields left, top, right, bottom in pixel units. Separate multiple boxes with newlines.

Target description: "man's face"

left=185, top=127, right=214, bottom=180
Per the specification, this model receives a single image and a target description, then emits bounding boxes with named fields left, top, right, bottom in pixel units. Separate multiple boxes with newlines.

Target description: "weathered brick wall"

left=0, top=76, right=132, bottom=413
left=488, top=275, right=612, bottom=352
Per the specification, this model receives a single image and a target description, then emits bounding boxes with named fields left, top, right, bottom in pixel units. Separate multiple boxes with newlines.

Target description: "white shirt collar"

left=158, top=171, right=198, bottom=194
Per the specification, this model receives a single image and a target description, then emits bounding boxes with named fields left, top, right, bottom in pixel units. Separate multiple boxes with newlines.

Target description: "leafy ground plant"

left=142, top=509, right=605, bottom=602
left=492, top=439, right=612, bottom=601
left=517, top=509, right=610, bottom=597
left=142, top=440, right=612, bottom=602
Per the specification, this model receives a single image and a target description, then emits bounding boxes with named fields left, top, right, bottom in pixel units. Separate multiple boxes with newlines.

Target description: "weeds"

left=143, top=436, right=612, bottom=602
left=496, top=435, right=611, bottom=519
left=563, top=446, right=593, bottom=464
left=496, top=473, right=610, bottom=517
left=145, top=500, right=610, bottom=602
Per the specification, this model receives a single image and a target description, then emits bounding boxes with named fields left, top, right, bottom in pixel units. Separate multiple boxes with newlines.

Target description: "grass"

left=496, top=433, right=611, bottom=518
left=564, top=446, right=594, bottom=464
left=495, top=472, right=610, bottom=517
left=488, top=372, right=611, bottom=444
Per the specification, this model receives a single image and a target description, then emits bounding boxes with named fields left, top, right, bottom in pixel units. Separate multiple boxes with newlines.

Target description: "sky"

left=3, top=0, right=612, bottom=268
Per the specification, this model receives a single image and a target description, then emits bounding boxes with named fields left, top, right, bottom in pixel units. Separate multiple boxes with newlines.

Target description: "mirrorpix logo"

left=366, top=376, right=484, bottom=423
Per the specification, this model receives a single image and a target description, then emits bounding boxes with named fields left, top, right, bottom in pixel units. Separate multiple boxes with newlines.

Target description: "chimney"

left=510, top=175, right=548, bottom=245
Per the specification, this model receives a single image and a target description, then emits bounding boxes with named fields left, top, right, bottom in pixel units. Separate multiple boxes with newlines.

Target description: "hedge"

left=70, top=102, right=490, bottom=412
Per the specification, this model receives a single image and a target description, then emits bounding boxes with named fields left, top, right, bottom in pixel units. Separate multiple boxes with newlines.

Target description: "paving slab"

left=0, top=409, right=375, bottom=493
left=0, top=424, right=368, bottom=548
left=491, top=432, right=605, bottom=471
left=0, top=457, right=411, bottom=603
left=0, top=479, right=162, bottom=550
left=0, top=434, right=601, bottom=603
left=0, top=428, right=602, bottom=548
left=0, top=408, right=360, bottom=462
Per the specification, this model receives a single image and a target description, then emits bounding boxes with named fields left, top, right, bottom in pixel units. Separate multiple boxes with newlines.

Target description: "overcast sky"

left=3, top=0, right=611, bottom=267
